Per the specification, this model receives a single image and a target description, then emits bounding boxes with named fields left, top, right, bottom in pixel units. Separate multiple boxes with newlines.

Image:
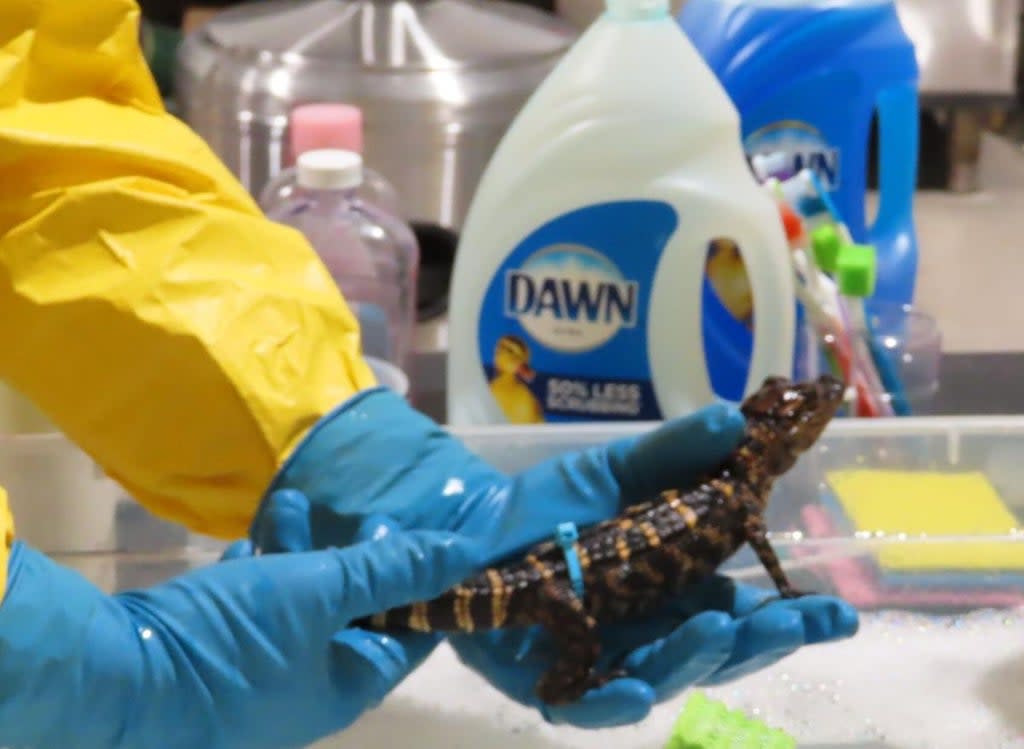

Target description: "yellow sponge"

left=825, top=470, right=1024, bottom=571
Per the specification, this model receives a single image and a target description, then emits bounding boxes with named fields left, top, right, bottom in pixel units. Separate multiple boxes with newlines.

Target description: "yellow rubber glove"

left=0, top=0, right=376, bottom=592
left=0, top=488, right=12, bottom=597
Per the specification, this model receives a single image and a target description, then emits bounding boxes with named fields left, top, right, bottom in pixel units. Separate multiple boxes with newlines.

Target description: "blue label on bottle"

left=478, top=201, right=678, bottom=424
left=744, top=120, right=841, bottom=192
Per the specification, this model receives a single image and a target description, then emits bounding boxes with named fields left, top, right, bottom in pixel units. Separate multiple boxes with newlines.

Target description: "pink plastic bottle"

left=265, top=149, right=419, bottom=378
left=259, top=103, right=402, bottom=216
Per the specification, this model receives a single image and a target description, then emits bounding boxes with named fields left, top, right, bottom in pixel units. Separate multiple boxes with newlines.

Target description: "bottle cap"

left=296, top=149, right=364, bottom=190
left=289, top=103, right=364, bottom=160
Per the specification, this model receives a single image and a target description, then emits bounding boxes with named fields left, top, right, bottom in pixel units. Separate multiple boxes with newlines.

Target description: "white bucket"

left=0, top=384, right=121, bottom=589
left=365, top=356, right=410, bottom=399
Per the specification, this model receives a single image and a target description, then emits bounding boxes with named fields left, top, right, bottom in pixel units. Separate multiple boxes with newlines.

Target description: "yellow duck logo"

left=489, top=335, right=545, bottom=424
left=705, top=237, right=754, bottom=328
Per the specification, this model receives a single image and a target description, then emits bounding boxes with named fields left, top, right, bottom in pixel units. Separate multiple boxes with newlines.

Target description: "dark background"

left=140, top=0, right=557, bottom=26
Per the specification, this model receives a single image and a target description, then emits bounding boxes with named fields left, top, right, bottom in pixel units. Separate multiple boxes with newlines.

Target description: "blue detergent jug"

left=680, top=0, right=920, bottom=308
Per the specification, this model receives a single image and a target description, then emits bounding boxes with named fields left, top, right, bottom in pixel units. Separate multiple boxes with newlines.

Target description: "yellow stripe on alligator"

left=673, top=502, right=699, bottom=529
left=636, top=559, right=665, bottom=584
left=454, top=586, right=474, bottom=632
left=409, top=602, right=431, bottom=632
left=526, top=554, right=554, bottom=580
left=615, top=534, right=631, bottom=562
left=577, top=544, right=592, bottom=569
left=640, top=521, right=662, bottom=547
left=486, top=569, right=508, bottom=628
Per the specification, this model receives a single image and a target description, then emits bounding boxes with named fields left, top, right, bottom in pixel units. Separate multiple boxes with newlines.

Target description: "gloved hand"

left=448, top=575, right=855, bottom=728
left=0, top=520, right=481, bottom=749
left=258, top=387, right=860, bottom=729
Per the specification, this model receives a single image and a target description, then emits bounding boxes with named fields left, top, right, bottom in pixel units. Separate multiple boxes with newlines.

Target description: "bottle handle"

left=743, top=225, right=797, bottom=397
left=871, top=83, right=919, bottom=236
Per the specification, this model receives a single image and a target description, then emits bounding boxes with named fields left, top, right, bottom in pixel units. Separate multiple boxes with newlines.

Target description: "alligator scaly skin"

left=357, top=374, right=847, bottom=705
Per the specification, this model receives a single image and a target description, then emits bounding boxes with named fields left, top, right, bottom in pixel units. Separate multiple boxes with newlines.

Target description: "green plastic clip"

left=836, top=243, right=878, bottom=298
left=810, top=224, right=843, bottom=273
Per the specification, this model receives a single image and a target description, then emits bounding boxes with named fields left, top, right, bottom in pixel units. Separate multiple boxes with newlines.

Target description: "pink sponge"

left=288, top=103, right=364, bottom=163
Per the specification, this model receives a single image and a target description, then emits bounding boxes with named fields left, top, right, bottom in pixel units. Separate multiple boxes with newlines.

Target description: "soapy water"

left=314, top=607, right=1024, bottom=749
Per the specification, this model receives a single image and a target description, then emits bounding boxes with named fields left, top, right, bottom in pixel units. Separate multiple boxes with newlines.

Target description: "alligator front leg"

left=532, top=582, right=623, bottom=705
left=744, top=514, right=810, bottom=600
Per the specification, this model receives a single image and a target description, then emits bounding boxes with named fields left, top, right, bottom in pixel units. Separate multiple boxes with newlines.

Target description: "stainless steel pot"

left=174, top=0, right=575, bottom=234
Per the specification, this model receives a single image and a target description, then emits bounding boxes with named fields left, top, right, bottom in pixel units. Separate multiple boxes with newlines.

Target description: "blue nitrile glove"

left=447, top=575, right=856, bottom=728
left=0, top=519, right=482, bottom=749
left=258, top=388, right=860, bottom=729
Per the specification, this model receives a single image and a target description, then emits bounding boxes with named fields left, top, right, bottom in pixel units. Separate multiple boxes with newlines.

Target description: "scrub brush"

left=665, top=691, right=894, bottom=749
left=665, top=691, right=796, bottom=748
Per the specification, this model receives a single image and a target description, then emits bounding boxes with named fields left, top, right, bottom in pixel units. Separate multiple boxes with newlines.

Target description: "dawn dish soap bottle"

left=446, top=0, right=796, bottom=426
left=680, top=0, right=921, bottom=307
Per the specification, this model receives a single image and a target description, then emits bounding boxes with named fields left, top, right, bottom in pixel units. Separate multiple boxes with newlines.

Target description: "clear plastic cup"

left=864, top=301, right=942, bottom=414
left=795, top=302, right=942, bottom=416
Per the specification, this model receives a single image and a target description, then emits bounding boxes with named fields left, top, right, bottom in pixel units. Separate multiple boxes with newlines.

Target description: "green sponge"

left=810, top=224, right=843, bottom=272
left=836, top=243, right=877, bottom=298
left=665, top=692, right=797, bottom=749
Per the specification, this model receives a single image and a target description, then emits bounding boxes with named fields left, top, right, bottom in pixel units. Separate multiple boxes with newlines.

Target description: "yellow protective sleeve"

left=0, top=1, right=376, bottom=539
left=0, top=487, right=11, bottom=601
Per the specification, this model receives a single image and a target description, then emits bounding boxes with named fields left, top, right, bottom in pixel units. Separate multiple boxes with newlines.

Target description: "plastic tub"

left=0, top=384, right=128, bottom=590
left=0, top=382, right=121, bottom=552
left=38, top=415, right=1024, bottom=748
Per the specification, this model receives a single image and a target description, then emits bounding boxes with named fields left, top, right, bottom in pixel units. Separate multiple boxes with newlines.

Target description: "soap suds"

left=313, top=608, right=1024, bottom=749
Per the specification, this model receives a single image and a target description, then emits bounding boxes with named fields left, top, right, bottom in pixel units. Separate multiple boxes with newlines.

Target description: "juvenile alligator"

left=358, top=374, right=847, bottom=705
